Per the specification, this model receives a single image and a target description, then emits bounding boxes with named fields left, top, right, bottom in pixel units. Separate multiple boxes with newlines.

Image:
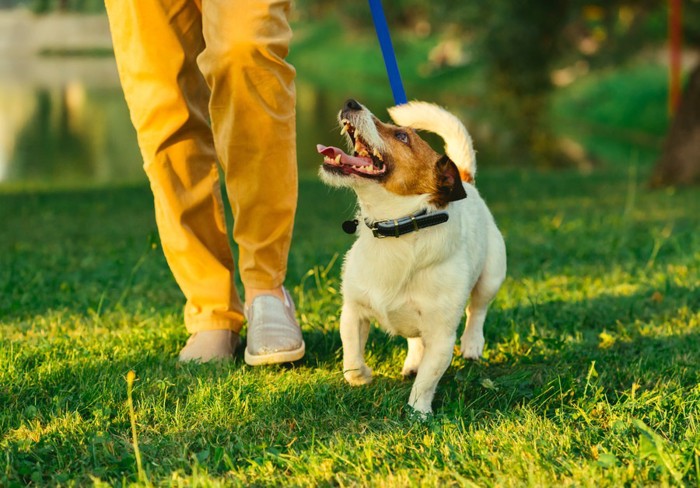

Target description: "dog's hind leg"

left=460, top=290, right=489, bottom=360
left=408, top=330, right=456, bottom=414
left=340, top=302, right=373, bottom=385
left=401, top=337, right=424, bottom=376
left=461, top=229, right=506, bottom=359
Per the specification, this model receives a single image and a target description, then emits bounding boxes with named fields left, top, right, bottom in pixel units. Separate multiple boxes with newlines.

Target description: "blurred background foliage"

left=294, top=0, right=700, bottom=169
left=5, top=0, right=700, bottom=183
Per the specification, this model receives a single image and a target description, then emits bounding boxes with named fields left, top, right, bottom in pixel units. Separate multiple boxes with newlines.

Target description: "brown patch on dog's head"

left=319, top=100, right=469, bottom=207
left=372, top=118, right=467, bottom=207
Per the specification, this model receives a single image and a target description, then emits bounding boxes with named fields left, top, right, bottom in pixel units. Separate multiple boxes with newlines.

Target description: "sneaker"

left=244, top=287, right=305, bottom=366
left=178, top=330, right=240, bottom=363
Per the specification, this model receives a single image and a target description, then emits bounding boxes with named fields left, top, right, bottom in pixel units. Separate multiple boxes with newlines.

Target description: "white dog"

left=318, top=99, right=506, bottom=415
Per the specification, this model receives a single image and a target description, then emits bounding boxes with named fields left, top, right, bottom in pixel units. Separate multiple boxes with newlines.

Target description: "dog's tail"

left=388, top=101, right=476, bottom=183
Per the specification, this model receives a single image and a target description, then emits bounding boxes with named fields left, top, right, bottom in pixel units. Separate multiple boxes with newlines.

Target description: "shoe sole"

left=244, top=341, right=305, bottom=366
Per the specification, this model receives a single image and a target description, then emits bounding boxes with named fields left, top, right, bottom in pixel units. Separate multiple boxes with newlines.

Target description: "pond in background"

left=0, top=82, right=143, bottom=184
left=0, top=55, right=398, bottom=186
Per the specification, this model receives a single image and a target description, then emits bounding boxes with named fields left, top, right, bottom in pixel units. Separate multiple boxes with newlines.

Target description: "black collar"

left=342, top=209, right=449, bottom=238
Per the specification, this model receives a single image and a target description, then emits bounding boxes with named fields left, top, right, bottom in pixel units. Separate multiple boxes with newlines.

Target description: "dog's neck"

left=354, top=184, right=432, bottom=223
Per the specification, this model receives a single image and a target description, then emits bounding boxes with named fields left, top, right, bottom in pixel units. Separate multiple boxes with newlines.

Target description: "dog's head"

left=318, top=99, right=475, bottom=210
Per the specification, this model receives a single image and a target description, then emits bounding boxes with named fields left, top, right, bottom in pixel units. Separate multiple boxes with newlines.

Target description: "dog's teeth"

left=340, top=125, right=347, bottom=136
left=372, top=148, right=383, bottom=161
left=334, top=154, right=341, bottom=164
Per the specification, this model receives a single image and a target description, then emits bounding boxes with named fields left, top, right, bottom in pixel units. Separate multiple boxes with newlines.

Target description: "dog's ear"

left=434, top=154, right=467, bottom=206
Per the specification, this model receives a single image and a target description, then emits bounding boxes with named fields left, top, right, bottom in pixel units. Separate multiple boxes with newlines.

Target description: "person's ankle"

left=245, top=286, right=285, bottom=308
left=178, top=329, right=239, bottom=363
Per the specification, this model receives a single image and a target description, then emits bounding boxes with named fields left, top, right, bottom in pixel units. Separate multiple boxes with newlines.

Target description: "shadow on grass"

left=2, top=313, right=697, bottom=484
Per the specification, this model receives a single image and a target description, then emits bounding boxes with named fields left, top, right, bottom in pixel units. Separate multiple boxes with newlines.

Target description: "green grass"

left=1, top=158, right=699, bottom=485
left=2, top=39, right=699, bottom=485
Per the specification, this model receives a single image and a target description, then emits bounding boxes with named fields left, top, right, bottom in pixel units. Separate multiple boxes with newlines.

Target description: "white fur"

left=388, top=101, right=477, bottom=180
left=337, top=101, right=387, bottom=154
left=321, top=103, right=506, bottom=416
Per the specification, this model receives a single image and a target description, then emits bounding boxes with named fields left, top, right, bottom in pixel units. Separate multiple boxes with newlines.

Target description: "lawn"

left=2, top=38, right=700, bottom=485
left=1, top=152, right=699, bottom=485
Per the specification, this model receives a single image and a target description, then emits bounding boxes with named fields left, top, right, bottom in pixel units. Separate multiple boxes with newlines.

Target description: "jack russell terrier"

left=318, top=99, right=506, bottom=415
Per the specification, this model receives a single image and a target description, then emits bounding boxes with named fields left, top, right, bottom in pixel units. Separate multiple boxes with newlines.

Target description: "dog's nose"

left=345, top=99, right=362, bottom=111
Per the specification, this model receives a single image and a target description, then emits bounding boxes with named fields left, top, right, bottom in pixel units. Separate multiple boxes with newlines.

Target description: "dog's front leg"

left=340, top=302, right=372, bottom=385
left=407, top=331, right=456, bottom=415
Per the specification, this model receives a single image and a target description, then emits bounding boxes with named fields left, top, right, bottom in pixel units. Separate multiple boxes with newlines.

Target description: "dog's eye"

left=395, top=131, right=409, bottom=144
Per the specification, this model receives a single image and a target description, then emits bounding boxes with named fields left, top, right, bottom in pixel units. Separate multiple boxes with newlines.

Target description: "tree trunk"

left=651, top=62, right=700, bottom=187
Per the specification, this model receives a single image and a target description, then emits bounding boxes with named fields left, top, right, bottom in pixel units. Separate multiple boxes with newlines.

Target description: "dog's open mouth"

left=317, top=120, right=386, bottom=178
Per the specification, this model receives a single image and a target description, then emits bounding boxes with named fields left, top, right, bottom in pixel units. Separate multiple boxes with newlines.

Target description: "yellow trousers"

left=105, top=0, right=297, bottom=334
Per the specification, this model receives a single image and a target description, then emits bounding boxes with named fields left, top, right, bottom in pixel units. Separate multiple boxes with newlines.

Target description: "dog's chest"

left=381, top=302, right=424, bottom=337
left=359, top=278, right=427, bottom=338
left=369, top=271, right=452, bottom=338
left=346, top=239, right=454, bottom=337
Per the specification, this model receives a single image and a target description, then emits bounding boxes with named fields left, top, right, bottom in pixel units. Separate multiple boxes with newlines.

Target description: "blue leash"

left=368, top=0, right=407, bottom=105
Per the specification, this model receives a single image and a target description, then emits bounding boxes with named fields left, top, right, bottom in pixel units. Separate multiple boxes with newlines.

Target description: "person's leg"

left=198, top=0, right=297, bottom=297
left=198, top=0, right=303, bottom=364
left=105, top=0, right=244, bottom=360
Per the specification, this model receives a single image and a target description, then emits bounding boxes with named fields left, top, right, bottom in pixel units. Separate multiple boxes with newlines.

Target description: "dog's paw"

left=344, top=364, right=373, bottom=385
left=460, top=335, right=485, bottom=360
left=407, top=402, right=433, bottom=421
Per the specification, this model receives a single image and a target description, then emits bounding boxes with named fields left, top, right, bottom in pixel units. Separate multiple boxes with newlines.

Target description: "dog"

left=317, top=99, right=506, bottom=415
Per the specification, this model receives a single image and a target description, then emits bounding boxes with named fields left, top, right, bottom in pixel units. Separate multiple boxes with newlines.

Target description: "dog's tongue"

left=317, top=144, right=371, bottom=167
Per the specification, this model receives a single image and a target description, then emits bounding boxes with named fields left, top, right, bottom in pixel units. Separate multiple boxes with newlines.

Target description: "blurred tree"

left=438, top=0, right=691, bottom=168
left=652, top=2, right=700, bottom=186
left=443, top=0, right=700, bottom=180
left=466, top=1, right=570, bottom=166
left=651, top=64, right=700, bottom=186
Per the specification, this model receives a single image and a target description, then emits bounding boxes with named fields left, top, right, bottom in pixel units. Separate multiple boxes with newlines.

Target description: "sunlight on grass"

left=2, top=162, right=697, bottom=485
left=2, top=57, right=700, bottom=484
